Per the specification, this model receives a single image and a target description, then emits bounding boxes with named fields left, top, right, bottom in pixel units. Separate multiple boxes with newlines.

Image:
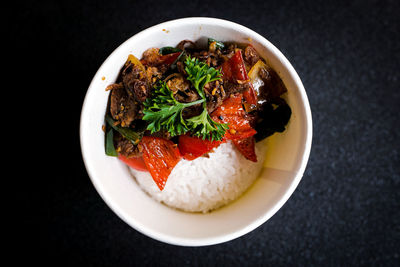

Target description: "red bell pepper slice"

left=140, top=136, right=181, bottom=190
left=159, top=52, right=182, bottom=65
left=178, top=134, right=224, bottom=161
left=221, top=50, right=248, bottom=80
left=118, top=154, right=148, bottom=172
left=232, top=137, right=257, bottom=162
left=242, top=84, right=258, bottom=109
left=211, top=94, right=257, bottom=140
left=221, top=50, right=257, bottom=107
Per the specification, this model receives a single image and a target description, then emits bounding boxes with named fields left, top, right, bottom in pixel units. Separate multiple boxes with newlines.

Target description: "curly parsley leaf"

left=184, top=56, right=222, bottom=99
left=186, top=108, right=229, bottom=141
left=184, top=56, right=228, bottom=140
left=142, top=56, right=228, bottom=141
left=142, top=82, right=205, bottom=137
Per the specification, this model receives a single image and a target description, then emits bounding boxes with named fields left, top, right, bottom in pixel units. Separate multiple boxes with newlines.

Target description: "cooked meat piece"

left=204, top=80, right=226, bottom=113
left=114, top=132, right=142, bottom=158
left=221, top=43, right=237, bottom=60
left=109, top=82, right=137, bottom=127
left=192, top=50, right=210, bottom=61
left=141, top=48, right=161, bottom=66
left=141, top=48, right=175, bottom=76
left=147, top=130, right=172, bottom=140
left=177, top=40, right=196, bottom=51
left=244, top=45, right=260, bottom=68
left=176, top=61, right=186, bottom=75
left=167, top=75, right=200, bottom=103
left=258, top=66, right=287, bottom=101
left=165, top=74, right=204, bottom=118
left=207, top=56, right=220, bottom=67
left=167, top=75, right=189, bottom=92
left=145, top=66, right=163, bottom=85
left=122, top=62, right=150, bottom=103
left=222, top=80, right=250, bottom=97
left=191, top=49, right=222, bottom=68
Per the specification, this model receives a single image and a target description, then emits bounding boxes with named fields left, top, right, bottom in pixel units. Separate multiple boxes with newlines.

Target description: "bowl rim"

left=80, top=17, right=313, bottom=246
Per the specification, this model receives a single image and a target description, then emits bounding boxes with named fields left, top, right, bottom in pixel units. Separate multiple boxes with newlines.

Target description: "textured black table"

left=18, top=0, right=399, bottom=265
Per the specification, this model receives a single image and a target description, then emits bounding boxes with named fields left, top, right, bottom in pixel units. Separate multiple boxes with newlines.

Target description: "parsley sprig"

left=184, top=56, right=222, bottom=98
left=142, top=56, right=228, bottom=140
left=184, top=56, right=228, bottom=140
left=142, top=82, right=205, bottom=137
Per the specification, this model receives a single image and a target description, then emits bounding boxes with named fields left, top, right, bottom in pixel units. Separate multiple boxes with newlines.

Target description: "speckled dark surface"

left=16, top=0, right=399, bottom=265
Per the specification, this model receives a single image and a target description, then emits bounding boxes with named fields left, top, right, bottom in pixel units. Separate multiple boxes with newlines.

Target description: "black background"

left=14, top=0, right=399, bottom=266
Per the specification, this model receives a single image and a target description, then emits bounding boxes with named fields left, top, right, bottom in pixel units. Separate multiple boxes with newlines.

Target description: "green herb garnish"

left=142, top=56, right=228, bottom=140
left=184, top=56, right=222, bottom=98
left=142, top=82, right=205, bottom=137
left=186, top=108, right=228, bottom=141
left=184, top=56, right=228, bottom=140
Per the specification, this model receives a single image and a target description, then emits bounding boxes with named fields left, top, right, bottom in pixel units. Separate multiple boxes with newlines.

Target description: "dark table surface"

left=16, top=0, right=399, bottom=266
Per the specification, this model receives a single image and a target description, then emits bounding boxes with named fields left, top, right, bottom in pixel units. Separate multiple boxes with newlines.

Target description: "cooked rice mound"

left=129, top=140, right=267, bottom=213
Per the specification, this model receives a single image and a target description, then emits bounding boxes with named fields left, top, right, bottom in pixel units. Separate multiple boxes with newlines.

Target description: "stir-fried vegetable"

left=105, top=126, right=118, bottom=157
left=118, top=154, right=147, bottom=171
left=211, top=94, right=257, bottom=140
left=126, top=54, right=145, bottom=72
left=159, top=46, right=182, bottom=55
left=211, top=94, right=257, bottom=161
left=232, top=137, right=257, bottom=162
left=140, top=136, right=181, bottom=190
left=221, top=50, right=258, bottom=110
left=159, top=52, right=182, bottom=65
left=178, top=134, right=224, bottom=160
left=254, top=101, right=292, bottom=142
left=248, top=60, right=267, bottom=96
left=105, top=114, right=143, bottom=144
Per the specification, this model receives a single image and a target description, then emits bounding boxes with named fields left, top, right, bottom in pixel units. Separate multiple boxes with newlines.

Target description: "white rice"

left=129, top=139, right=267, bottom=213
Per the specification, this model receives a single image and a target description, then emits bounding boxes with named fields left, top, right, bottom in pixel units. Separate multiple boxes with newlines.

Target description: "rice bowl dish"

left=102, top=37, right=292, bottom=213
left=80, top=17, right=312, bottom=246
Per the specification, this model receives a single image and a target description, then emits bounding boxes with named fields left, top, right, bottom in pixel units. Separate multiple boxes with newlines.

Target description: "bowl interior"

left=80, top=18, right=312, bottom=246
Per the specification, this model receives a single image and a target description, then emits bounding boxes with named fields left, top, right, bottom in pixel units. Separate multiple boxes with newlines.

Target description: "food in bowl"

left=103, top=38, right=291, bottom=212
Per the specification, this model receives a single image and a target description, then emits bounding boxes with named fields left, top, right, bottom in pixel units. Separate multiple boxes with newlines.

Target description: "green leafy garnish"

left=184, top=56, right=228, bottom=140
left=186, top=108, right=228, bottom=141
left=184, top=56, right=222, bottom=98
left=142, top=56, right=228, bottom=140
left=142, top=82, right=205, bottom=137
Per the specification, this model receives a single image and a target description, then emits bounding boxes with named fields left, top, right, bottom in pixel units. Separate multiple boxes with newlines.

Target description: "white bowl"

left=80, top=17, right=312, bottom=246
